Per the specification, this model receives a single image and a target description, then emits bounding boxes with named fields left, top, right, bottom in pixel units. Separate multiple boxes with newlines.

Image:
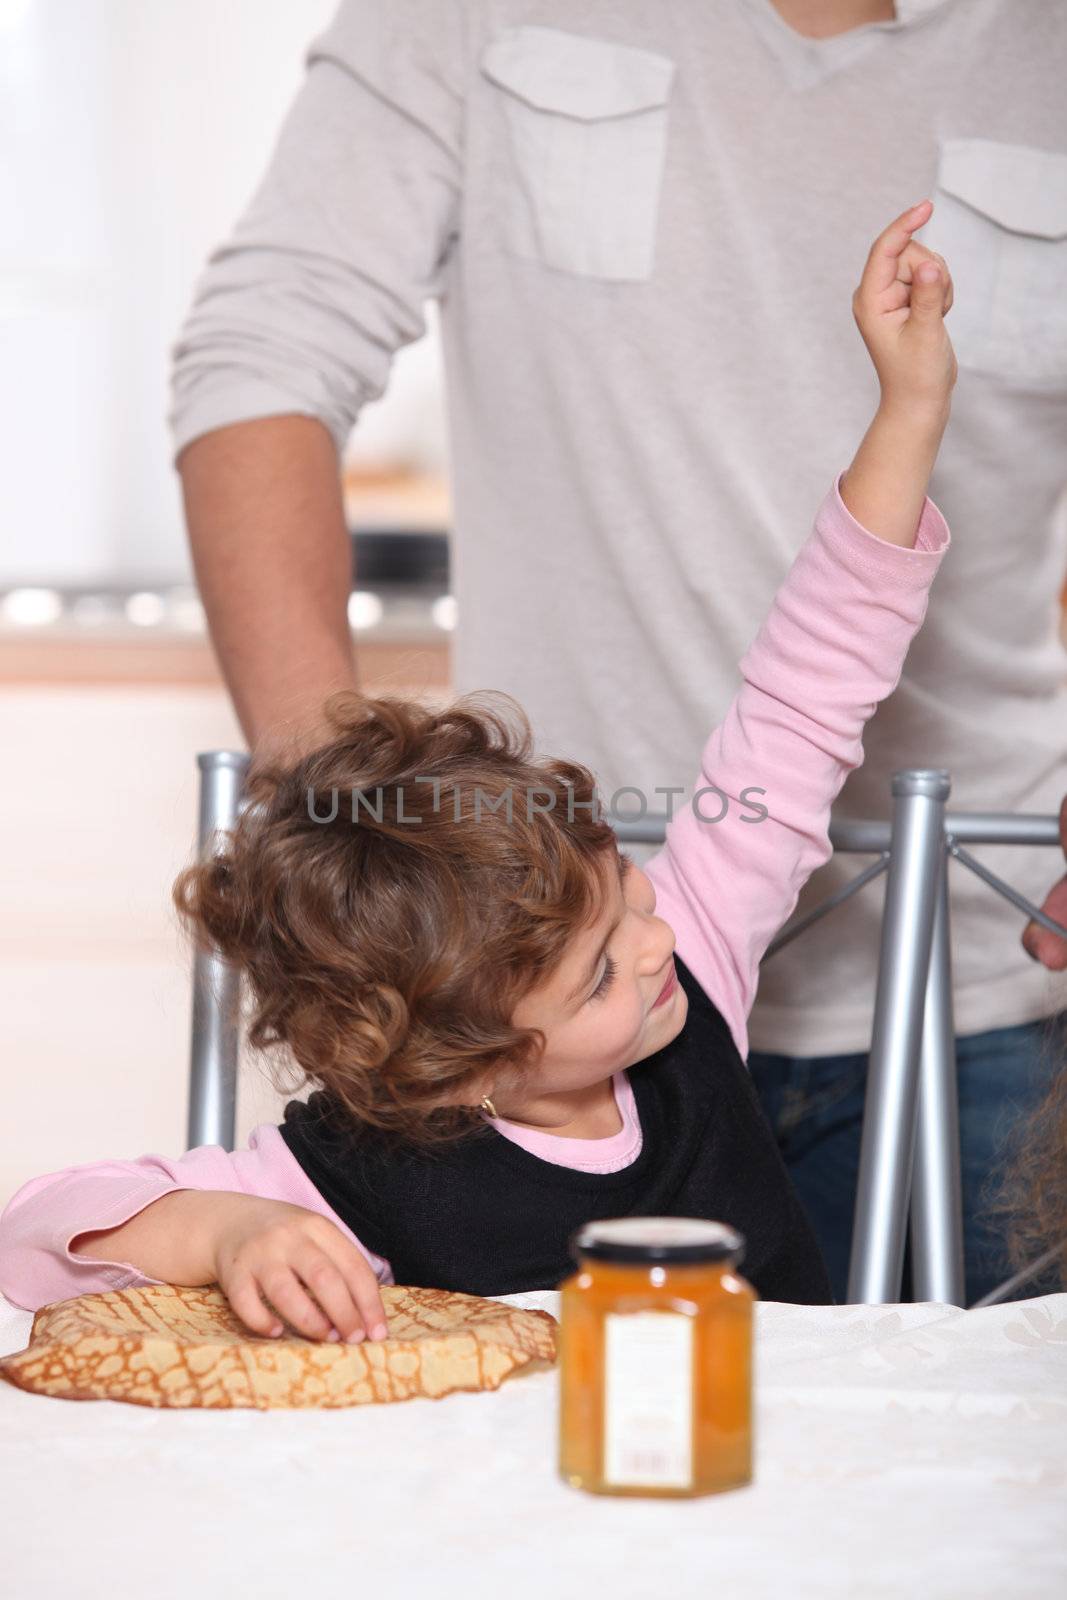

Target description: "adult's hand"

left=1022, top=794, right=1067, bottom=970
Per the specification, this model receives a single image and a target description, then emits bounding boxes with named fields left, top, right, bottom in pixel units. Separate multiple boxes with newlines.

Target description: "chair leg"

left=847, top=770, right=950, bottom=1303
left=909, top=848, right=965, bottom=1305
left=186, top=752, right=248, bottom=1152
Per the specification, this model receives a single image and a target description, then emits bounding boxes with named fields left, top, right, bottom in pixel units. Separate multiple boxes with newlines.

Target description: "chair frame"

left=187, top=753, right=1067, bottom=1307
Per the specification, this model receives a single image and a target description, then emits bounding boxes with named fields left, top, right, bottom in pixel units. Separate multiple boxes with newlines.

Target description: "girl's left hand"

left=852, top=199, right=958, bottom=425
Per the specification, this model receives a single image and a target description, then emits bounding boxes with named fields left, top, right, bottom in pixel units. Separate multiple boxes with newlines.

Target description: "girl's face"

left=494, top=848, right=688, bottom=1123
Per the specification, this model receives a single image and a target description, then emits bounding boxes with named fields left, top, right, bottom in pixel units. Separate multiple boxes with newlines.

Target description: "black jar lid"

left=569, top=1217, right=745, bottom=1266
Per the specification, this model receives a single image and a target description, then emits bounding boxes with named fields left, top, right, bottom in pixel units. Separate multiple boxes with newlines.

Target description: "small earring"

left=480, top=1094, right=498, bottom=1118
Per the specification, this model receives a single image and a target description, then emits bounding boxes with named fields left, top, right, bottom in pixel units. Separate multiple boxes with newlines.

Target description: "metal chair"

left=187, top=752, right=1067, bottom=1306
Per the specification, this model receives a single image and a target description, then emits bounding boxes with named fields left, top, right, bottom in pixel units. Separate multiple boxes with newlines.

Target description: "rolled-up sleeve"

left=167, top=0, right=466, bottom=464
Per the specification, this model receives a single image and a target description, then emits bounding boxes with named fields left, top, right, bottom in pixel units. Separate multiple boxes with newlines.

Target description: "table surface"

left=2, top=1287, right=1065, bottom=1599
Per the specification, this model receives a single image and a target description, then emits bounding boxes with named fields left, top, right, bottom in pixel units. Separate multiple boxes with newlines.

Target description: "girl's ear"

left=436, top=1073, right=493, bottom=1110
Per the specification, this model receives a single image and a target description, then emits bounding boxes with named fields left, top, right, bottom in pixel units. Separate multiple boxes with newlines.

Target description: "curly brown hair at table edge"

left=991, top=1027, right=1067, bottom=1291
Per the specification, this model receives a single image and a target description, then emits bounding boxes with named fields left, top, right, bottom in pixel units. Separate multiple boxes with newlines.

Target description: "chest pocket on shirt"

left=478, top=25, right=676, bottom=282
left=918, top=137, right=1067, bottom=388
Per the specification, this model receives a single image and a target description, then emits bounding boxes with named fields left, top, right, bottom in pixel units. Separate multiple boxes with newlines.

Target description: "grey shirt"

left=169, top=0, right=1067, bottom=1055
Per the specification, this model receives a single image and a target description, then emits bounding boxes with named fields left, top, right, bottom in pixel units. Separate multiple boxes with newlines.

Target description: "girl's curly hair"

left=172, top=688, right=618, bottom=1153
left=986, top=1007, right=1067, bottom=1292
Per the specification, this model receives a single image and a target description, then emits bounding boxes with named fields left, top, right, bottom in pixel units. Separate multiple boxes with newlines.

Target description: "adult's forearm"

left=68, top=1189, right=243, bottom=1285
left=839, top=402, right=949, bottom=550
left=177, top=414, right=360, bottom=757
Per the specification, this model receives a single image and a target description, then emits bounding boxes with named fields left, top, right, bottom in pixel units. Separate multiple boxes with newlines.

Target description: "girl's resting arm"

left=644, top=469, right=950, bottom=1062
left=0, top=1125, right=394, bottom=1312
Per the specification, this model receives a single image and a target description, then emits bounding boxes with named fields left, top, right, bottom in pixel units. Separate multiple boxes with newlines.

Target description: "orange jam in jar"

left=558, top=1217, right=755, bottom=1498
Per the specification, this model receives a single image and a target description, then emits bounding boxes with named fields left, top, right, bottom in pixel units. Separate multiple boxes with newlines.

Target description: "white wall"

left=0, top=671, right=455, bottom=1209
left=0, top=0, right=447, bottom=588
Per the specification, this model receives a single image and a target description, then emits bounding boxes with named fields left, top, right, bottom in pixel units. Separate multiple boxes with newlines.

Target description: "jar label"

left=603, top=1311, right=694, bottom=1489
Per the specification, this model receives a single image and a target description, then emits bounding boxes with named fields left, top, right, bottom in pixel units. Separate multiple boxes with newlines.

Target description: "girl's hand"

left=852, top=200, right=958, bottom=425
left=209, top=1194, right=390, bottom=1344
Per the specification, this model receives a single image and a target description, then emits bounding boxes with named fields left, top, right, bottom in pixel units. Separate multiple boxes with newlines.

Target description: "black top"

left=278, top=953, right=834, bottom=1304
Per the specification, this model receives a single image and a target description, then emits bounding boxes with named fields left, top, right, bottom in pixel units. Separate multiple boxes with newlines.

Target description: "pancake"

left=0, top=1282, right=558, bottom=1409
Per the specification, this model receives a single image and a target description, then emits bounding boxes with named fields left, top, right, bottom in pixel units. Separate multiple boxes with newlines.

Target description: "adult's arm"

left=168, top=0, right=466, bottom=756
left=177, top=414, right=358, bottom=758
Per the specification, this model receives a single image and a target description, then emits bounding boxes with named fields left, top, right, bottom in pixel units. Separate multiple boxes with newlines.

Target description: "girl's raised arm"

left=645, top=203, right=957, bottom=1060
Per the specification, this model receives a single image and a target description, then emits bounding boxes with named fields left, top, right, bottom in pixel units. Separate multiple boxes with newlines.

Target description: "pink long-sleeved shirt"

left=0, top=473, right=950, bottom=1310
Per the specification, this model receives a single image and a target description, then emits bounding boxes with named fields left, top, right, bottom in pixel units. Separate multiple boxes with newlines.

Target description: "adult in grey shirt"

left=169, top=0, right=1067, bottom=1303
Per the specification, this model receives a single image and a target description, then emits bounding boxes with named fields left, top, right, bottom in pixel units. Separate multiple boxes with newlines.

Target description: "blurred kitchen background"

left=0, top=0, right=452, bottom=1201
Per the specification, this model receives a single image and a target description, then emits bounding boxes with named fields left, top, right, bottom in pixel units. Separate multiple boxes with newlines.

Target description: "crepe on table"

left=0, top=1282, right=559, bottom=1409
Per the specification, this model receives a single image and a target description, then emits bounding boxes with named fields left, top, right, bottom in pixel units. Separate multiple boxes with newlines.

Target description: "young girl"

left=0, top=202, right=957, bottom=1345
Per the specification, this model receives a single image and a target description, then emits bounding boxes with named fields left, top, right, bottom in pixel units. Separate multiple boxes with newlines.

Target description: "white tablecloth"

left=2, top=1288, right=1065, bottom=1598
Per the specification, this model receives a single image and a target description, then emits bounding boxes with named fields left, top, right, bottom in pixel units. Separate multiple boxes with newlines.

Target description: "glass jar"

left=558, top=1217, right=755, bottom=1498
